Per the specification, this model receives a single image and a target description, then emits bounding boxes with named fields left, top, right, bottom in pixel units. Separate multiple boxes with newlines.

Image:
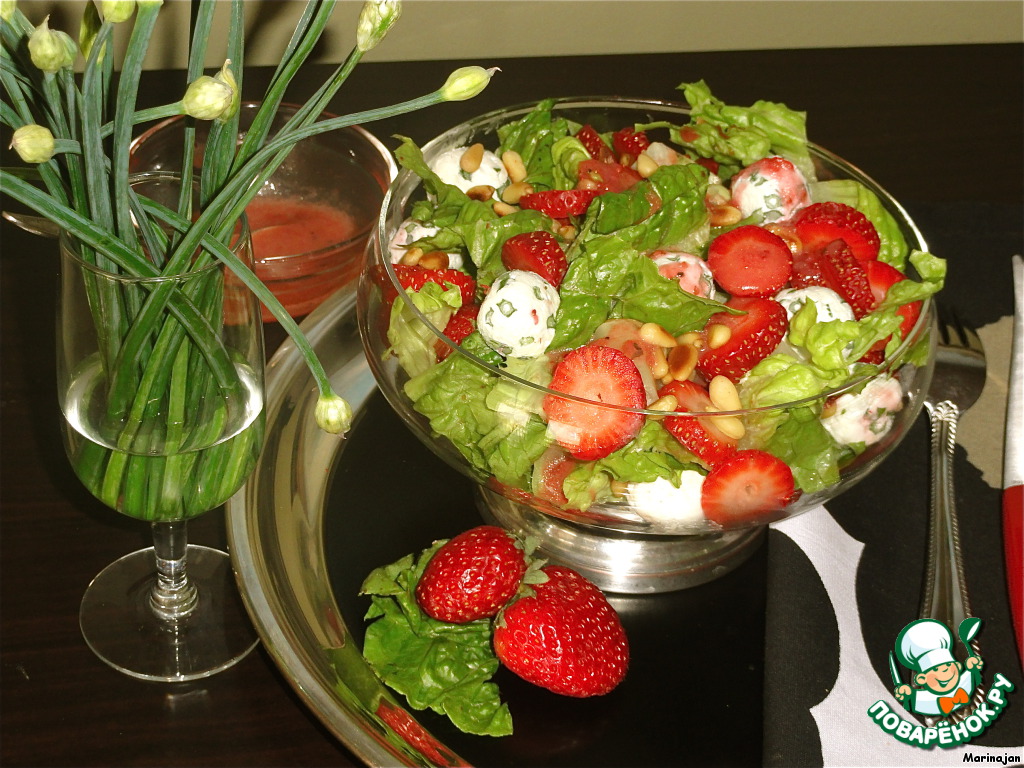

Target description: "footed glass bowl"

left=356, top=98, right=935, bottom=593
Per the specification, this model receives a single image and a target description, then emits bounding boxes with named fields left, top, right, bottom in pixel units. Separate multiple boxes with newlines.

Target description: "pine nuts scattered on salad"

left=668, top=343, right=699, bottom=381
left=677, top=331, right=705, bottom=350
left=577, top=176, right=600, bottom=191
left=708, top=375, right=742, bottom=411
left=501, top=150, right=527, bottom=183
left=492, top=201, right=517, bottom=217
left=636, top=152, right=659, bottom=179
left=399, top=246, right=424, bottom=266
left=650, top=347, right=670, bottom=379
left=466, top=184, right=495, bottom=201
left=648, top=394, right=678, bottom=413
left=501, top=180, right=534, bottom=204
left=708, top=204, right=742, bottom=227
left=639, top=322, right=677, bottom=348
left=459, top=143, right=485, bottom=174
left=609, top=479, right=630, bottom=496
left=558, top=224, right=577, bottom=240
left=708, top=414, right=746, bottom=440
left=418, top=251, right=449, bottom=270
left=706, top=323, right=732, bottom=349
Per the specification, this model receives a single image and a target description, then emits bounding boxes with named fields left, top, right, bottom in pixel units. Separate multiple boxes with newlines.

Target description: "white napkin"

left=1006, top=255, right=1023, bottom=490
left=772, top=510, right=1024, bottom=766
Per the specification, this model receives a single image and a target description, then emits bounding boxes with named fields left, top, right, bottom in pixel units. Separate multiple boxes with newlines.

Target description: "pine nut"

left=677, top=331, right=705, bottom=350
left=639, top=322, right=677, bottom=348
left=668, top=343, right=699, bottom=381
left=502, top=150, right=527, bottom=183
left=558, top=224, right=577, bottom=240
left=706, top=323, right=732, bottom=349
left=609, top=480, right=630, bottom=496
left=650, top=347, right=669, bottom=379
left=466, top=184, right=495, bottom=201
left=618, top=152, right=634, bottom=167
left=501, top=180, right=534, bottom=205
left=708, top=204, right=742, bottom=227
left=399, top=246, right=423, bottom=266
left=648, top=394, right=678, bottom=412
left=460, top=143, right=485, bottom=173
left=636, top=152, right=659, bottom=179
left=418, top=251, right=449, bottom=270
left=708, top=375, right=742, bottom=411
left=493, top=201, right=517, bottom=217
left=708, top=414, right=746, bottom=440
left=577, top=176, right=600, bottom=191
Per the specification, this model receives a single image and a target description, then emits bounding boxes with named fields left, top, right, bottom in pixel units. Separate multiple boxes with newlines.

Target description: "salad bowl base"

left=477, top=487, right=765, bottom=593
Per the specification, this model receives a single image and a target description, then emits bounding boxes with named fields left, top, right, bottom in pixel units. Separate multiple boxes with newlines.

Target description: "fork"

left=919, top=303, right=987, bottom=722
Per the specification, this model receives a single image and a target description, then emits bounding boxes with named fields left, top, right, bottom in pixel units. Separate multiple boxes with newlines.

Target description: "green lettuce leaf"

left=496, top=99, right=574, bottom=191
left=761, top=406, right=852, bottom=493
left=361, top=542, right=513, bottom=737
left=387, top=282, right=461, bottom=378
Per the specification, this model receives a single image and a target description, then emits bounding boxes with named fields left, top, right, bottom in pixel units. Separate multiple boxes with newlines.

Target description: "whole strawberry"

left=493, top=564, right=629, bottom=698
left=415, top=525, right=529, bottom=624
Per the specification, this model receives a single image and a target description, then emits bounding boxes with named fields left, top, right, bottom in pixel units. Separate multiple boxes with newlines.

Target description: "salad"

left=377, top=82, right=944, bottom=531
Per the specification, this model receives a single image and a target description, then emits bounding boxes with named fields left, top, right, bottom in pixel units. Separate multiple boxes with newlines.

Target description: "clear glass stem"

left=149, top=521, right=199, bottom=622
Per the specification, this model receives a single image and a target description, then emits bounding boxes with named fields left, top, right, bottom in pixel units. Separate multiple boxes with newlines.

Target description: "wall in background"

left=27, top=0, right=1024, bottom=70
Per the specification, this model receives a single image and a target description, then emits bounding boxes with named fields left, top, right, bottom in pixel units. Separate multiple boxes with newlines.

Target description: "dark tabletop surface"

left=2, top=44, right=1022, bottom=767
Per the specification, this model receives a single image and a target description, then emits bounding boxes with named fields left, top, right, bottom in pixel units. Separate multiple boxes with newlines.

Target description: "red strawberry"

left=576, top=158, right=643, bottom=194
left=791, top=240, right=875, bottom=318
left=700, top=449, right=795, bottom=526
left=543, top=344, right=646, bottom=461
left=864, top=260, right=922, bottom=354
left=436, top=303, right=479, bottom=361
left=696, top=296, right=788, bottom=382
left=391, top=264, right=477, bottom=306
left=792, top=201, right=881, bottom=262
left=501, top=231, right=568, bottom=288
left=493, top=564, right=629, bottom=698
left=612, top=127, right=650, bottom=164
left=519, top=189, right=598, bottom=219
left=706, top=224, right=793, bottom=297
left=659, top=379, right=738, bottom=468
left=374, top=699, right=464, bottom=767
left=575, top=124, right=615, bottom=163
left=415, top=525, right=529, bottom=624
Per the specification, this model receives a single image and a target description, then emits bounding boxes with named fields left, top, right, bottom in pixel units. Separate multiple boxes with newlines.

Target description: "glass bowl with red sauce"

left=130, top=102, right=396, bottom=321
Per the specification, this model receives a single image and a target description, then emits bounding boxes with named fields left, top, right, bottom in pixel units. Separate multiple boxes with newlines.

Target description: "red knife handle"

left=1006, top=483, right=1024, bottom=666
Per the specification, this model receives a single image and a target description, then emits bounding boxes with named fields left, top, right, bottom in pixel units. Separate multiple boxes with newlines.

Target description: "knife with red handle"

left=1006, top=256, right=1023, bottom=666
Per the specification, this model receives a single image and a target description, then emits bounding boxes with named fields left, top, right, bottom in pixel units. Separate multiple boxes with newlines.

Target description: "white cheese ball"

left=429, top=146, right=508, bottom=196
left=775, top=286, right=856, bottom=323
left=388, top=219, right=463, bottom=270
left=629, top=472, right=707, bottom=529
left=478, top=270, right=560, bottom=359
left=652, top=250, right=715, bottom=298
left=822, top=377, right=904, bottom=447
left=729, top=156, right=810, bottom=222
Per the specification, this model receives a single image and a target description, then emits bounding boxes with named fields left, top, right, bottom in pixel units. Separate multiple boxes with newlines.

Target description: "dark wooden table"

left=2, top=44, right=1021, bottom=767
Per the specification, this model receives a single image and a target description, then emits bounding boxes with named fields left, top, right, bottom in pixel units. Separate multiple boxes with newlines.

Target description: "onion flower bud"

left=356, top=0, right=401, bottom=52
left=10, top=124, right=55, bottom=164
left=315, top=392, right=353, bottom=435
left=1, top=1, right=16, bottom=23
left=100, top=0, right=135, bottom=23
left=439, top=66, right=497, bottom=102
left=182, top=61, right=239, bottom=122
left=28, top=17, right=77, bottom=73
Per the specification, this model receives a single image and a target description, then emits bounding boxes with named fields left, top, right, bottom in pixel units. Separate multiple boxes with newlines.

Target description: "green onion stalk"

left=0, top=0, right=495, bottom=519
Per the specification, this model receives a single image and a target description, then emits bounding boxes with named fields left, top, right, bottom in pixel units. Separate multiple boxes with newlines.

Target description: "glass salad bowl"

left=356, top=97, right=937, bottom=593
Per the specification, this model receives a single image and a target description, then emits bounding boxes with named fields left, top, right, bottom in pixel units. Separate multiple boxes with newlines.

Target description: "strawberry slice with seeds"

left=493, top=564, right=629, bottom=698
left=696, top=296, right=788, bottom=382
left=659, top=379, right=738, bottom=468
left=864, top=260, right=922, bottom=354
left=576, top=158, right=643, bottom=194
left=436, top=303, right=479, bottom=361
left=519, top=189, right=598, bottom=218
left=543, top=344, right=646, bottom=461
left=791, top=240, right=875, bottom=318
left=501, top=231, right=569, bottom=288
left=415, top=525, right=530, bottom=624
left=706, top=224, right=793, bottom=297
left=792, top=201, right=881, bottom=262
left=612, top=127, right=651, bottom=164
left=575, top=124, right=616, bottom=163
left=700, top=449, right=795, bottom=526
left=391, top=264, right=477, bottom=306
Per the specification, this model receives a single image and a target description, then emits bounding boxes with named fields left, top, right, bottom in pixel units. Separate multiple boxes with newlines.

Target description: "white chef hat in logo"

left=896, top=619, right=957, bottom=673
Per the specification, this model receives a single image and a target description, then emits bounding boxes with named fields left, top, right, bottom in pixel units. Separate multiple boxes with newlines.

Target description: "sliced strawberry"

left=696, top=297, right=788, bottom=382
left=791, top=240, right=875, bottom=318
left=575, top=124, right=615, bottom=163
left=700, top=449, right=795, bottom=526
left=576, top=158, right=643, bottom=194
left=792, top=201, right=881, bottom=262
left=590, top=318, right=662, bottom=401
left=391, top=264, right=477, bottom=306
left=659, top=379, right=738, bottom=468
left=415, top=525, right=529, bottom=623
left=436, top=303, right=479, bottom=361
left=864, top=259, right=922, bottom=354
left=706, top=225, right=793, bottom=298
left=612, top=127, right=650, bottom=164
left=543, top=344, right=646, bottom=461
left=694, top=156, right=720, bottom=175
left=518, top=188, right=598, bottom=218
left=500, top=231, right=568, bottom=288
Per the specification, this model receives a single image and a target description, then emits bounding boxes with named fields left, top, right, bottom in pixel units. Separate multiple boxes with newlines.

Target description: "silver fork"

left=919, top=303, right=987, bottom=723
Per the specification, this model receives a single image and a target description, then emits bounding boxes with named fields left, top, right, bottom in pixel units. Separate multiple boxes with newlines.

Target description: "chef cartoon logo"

left=866, top=617, right=1017, bottom=749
